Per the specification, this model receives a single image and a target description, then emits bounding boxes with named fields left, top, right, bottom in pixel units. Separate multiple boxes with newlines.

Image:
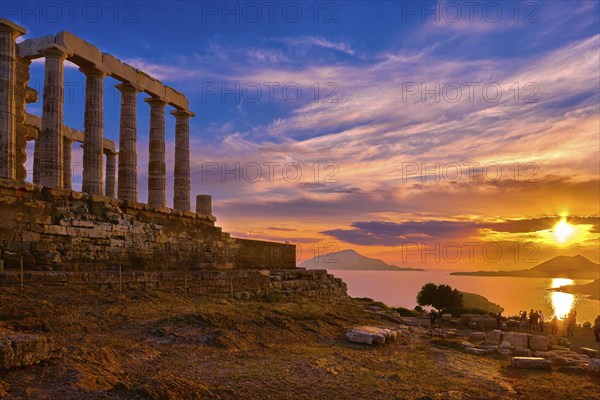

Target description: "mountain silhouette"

left=298, top=249, right=425, bottom=271
left=450, top=255, right=600, bottom=279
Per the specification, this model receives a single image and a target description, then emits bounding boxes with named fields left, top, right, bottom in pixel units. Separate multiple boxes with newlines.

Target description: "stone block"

left=165, top=86, right=189, bottom=109
left=529, top=335, right=549, bottom=352
left=511, top=357, right=552, bottom=370
left=57, top=31, right=102, bottom=66
left=503, top=332, right=529, bottom=349
left=102, top=52, right=137, bottom=83
left=485, top=330, right=503, bottom=345
left=346, top=327, right=390, bottom=345
left=588, top=358, right=600, bottom=375
left=497, top=348, right=511, bottom=356
left=581, top=347, right=598, bottom=358
left=70, top=190, right=89, bottom=200
left=44, top=225, right=67, bottom=236
left=136, top=70, right=166, bottom=99
left=464, top=347, right=487, bottom=356
left=513, top=347, right=532, bottom=357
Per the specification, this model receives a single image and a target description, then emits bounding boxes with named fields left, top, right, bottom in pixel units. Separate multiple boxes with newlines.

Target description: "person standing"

left=594, top=315, right=600, bottom=342
left=566, top=311, right=575, bottom=337
left=550, top=316, right=559, bottom=336
left=520, top=310, right=527, bottom=331
left=538, top=310, right=544, bottom=332
left=529, top=309, right=535, bottom=331
left=429, top=309, right=437, bottom=327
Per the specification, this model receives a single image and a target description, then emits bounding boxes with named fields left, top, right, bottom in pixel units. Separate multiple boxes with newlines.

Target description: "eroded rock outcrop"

left=0, top=334, right=53, bottom=369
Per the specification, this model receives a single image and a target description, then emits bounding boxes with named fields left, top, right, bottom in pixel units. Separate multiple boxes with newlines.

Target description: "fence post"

left=184, top=272, right=188, bottom=297
left=20, top=256, right=24, bottom=290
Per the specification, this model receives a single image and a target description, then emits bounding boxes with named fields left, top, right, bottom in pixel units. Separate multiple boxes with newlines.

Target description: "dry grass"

left=0, top=285, right=599, bottom=399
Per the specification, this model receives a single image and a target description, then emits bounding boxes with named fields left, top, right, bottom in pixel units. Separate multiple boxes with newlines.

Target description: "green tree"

left=416, top=283, right=463, bottom=313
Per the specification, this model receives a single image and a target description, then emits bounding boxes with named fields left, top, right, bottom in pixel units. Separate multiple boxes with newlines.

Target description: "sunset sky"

left=11, top=1, right=600, bottom=270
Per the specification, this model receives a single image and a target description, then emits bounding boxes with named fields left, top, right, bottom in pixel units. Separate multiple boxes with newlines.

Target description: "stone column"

left=170, top=109, right=194, bottom=211
left=196, top=194, right=212, bottom=217
left=105, top=150, right=117, bottom=198
left=80, top=66, right=106, bottom=195
left=33, top=138, right=40, bottom=183
left=145, top=97, right=167, bottom=208
left=0, top=20, right=26, bottom=180
left=40, top=46, right=68, bottom=188
left=63, top=138, right=72, bottom=190
left=116, top=83, right=138, bottom=201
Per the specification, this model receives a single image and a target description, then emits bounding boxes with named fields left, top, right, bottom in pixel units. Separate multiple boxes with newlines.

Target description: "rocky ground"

left=0, top=285, right=599, bottom=400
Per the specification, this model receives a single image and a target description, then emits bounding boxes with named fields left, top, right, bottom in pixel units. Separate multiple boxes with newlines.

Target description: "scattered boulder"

left=511, top=357, right=552, bottom=370
left=503, top=332, right=529, bottom=349
left=464, top=347, right=487, bottom=356
left=383, top=329, right=397, bottom=341
left=582, top=321, right=592, bottom=329
left=441, top=314, right=452, bottom=321
left=445, top=329, right=458, bottom=338
left=528, top=335, right=548, bottom=352
left=460, top=314, right=496, bottom=329
left=497, top=348, right=511, bottom=356
left=588, top=358, right=600, bottom=375
left=431, top=328, right=446, bottom=338
left=0, top=334, right=53, bottom=369
left=345, top=327, right=397, bottom=345
left=558, top=337, right=570, bottom=347
left=499, top=340, right=512, bottom=350
left=533, top=349, right=591, bottom=368
left=560, top=365, right=588, bottom=373
left=478, top=345, right=498, bottom=353
left=469, top=332, right=485, bottom=342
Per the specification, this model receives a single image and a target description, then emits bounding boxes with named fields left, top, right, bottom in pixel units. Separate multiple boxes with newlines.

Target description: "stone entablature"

left=17, top=31, right=189, bottom=110
left=25, top=114, right=116, bottom=153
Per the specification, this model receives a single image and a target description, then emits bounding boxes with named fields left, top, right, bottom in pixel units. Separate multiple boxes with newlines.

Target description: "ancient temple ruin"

left=0, top=19, right=346, bottom=298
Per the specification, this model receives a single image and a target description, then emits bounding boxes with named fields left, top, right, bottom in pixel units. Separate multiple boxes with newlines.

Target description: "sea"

left=330, top=269, right=600, bottom=324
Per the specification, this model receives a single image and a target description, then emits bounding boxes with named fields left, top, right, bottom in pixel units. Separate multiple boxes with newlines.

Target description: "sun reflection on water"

left=550, top=278, right=575, bottom=319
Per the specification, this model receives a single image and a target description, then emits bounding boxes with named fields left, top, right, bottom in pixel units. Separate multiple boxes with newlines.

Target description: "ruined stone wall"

left=0, top=178, right=296, bottom=271
left=0, top=268, right=348, bottom=299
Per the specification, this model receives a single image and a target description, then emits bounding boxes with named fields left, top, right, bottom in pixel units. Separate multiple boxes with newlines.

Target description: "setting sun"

left=554, top=218, right=575, bottom=244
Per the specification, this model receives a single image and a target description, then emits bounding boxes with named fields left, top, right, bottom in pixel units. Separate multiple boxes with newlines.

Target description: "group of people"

left=531, top=309, right=577, bottom=337
left=428, top=308, right=600, bottom=343
left=518, top=309, right=545, bottom=332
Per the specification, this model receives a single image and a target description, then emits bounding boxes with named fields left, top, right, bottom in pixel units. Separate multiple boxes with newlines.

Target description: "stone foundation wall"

left=0, top=269, right=348, bottom=299
left=0, top=178, right=296, bottom=271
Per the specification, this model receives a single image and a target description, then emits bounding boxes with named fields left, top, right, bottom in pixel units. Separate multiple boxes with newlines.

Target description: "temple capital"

left=144, top=97, right=168, bottom=108
left=115, top=82, right=139, bottom=93
left=0, top=19, right=26, bottom=37
left=170, top=109, right=195, bottom=118
left=79, top=65, right=107, bottom=78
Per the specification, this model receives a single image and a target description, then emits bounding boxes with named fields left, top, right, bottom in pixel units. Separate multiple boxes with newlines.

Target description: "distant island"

left=298, top=249, right=425, bottom=271
left=460, top=291, right=504, bottom=314
left=450, top=255, right=600, bottom=279
left=550, top=278, right=600, bottom=300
